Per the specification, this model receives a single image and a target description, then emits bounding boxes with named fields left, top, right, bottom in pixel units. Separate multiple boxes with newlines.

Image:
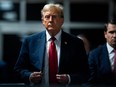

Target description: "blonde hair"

left=41, top=3, right=64, bottom=18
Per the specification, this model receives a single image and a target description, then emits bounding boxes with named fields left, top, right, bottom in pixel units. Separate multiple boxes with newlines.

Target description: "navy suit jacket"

left=14, top=30, right=89, bottom=85
left=88, top=44, right=116, bottom=84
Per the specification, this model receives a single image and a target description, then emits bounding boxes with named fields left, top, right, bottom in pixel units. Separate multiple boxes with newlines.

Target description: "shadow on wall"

left=77, top=34, right=90, bottom=55
left=71, top=28, right=105, bottom=51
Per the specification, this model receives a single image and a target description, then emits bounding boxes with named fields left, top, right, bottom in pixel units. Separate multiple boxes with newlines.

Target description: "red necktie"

left=113, top=50, right=116, bottom=76
left=49, top=37, right=58, bottom=84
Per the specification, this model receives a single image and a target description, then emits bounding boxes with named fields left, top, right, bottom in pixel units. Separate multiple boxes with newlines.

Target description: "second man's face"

left=104, top=23, right=116, bottom=48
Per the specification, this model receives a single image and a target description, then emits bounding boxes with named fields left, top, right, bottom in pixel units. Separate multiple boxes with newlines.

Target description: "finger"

left=33, top=71, right=42, bottom=75
left=61, top=74, right=67, bottom=77
left=56, top=74, right=61, bottom=77
left=56, top=76, right=60, bottom=79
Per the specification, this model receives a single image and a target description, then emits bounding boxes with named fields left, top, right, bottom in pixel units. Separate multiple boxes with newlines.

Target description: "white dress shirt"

left=46, top=30, right=61, bottom=67
left=106, top=43, right=115, bottom=70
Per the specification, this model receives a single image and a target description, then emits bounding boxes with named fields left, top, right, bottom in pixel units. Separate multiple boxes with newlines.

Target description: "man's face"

left=104, top=23, right=116, bottom=48
left=42, top=8, right=64, bottom=35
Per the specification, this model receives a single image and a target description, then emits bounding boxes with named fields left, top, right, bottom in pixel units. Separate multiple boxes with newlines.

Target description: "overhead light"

left=0, top=1, right=13, bottom=10
left=3, top=11, right=17, bottom=21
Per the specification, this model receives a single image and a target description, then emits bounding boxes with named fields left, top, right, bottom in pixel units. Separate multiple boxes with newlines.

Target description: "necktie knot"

left=114, top=49, right=116, bottom=53
left=51, top=37, right=56, bottom=41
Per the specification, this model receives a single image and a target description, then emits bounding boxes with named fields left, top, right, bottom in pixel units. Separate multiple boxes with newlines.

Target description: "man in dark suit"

left=88, top=19, right=116, bottom=86
left=0, top=60, right=8, bottom=83
left=14, top=3, right=89, bottom=86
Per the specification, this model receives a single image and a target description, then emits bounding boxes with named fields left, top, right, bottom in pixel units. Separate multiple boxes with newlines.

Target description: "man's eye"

left=52, top=15, right=57, bottom=18
left=45, top=16, right=50, bottom=19
left=109, top=31, right=115, bottom=34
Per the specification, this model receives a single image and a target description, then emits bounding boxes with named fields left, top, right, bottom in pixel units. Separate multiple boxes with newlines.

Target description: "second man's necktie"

left=113, top=50, right=116, bottom=76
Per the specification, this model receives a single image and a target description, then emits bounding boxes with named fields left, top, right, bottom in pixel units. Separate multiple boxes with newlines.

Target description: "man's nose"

left=113, top=33, right=116, bottom=37
left=49, top=16, right=53, bottom=21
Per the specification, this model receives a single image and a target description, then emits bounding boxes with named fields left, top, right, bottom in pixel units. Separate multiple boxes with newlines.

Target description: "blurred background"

left=0, top=0, right=116, bottom=84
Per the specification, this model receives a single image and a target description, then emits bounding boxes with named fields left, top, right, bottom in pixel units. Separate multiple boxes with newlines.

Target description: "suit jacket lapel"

left=32, top=31, right=46, bottom=71
left=100, top=45, right=112, bottom=73
left=59, top=31, right=69, bottom=73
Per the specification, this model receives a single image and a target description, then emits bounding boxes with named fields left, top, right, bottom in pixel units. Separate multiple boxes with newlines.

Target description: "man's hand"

left=29, top=71, right=43, bottom=84
left=56, top=74, right=69, bottom=84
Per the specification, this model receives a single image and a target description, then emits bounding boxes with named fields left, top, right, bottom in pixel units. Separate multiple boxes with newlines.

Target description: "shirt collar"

left=46, top=30, right=61, bottom=42
left=106, top=42, right=114, bottom=54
